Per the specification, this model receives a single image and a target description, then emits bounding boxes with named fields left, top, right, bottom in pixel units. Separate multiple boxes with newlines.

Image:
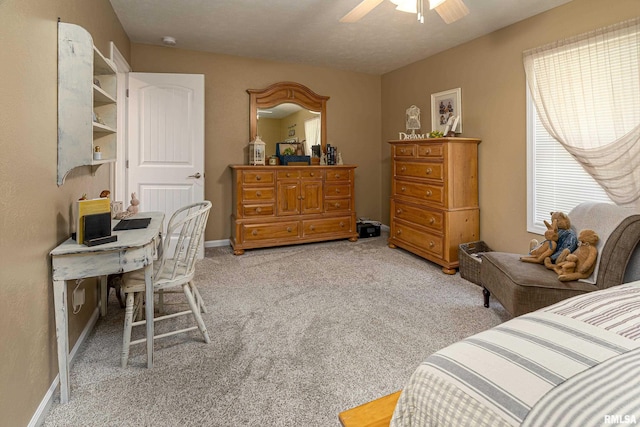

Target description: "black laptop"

left=113, top=217, right=152, bottom=231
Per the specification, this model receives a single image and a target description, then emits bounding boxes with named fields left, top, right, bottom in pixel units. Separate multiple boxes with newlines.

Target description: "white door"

left=127, top=73, right=205, bottom=254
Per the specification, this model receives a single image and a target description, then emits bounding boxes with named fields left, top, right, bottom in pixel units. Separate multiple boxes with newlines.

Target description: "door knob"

left=188, top=172, right=202, bottom=179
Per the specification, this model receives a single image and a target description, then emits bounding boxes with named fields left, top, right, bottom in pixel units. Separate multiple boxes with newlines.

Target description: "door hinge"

left=126, top=160, right=129, bottom=168
left=126, top=89, right=129, bottom=97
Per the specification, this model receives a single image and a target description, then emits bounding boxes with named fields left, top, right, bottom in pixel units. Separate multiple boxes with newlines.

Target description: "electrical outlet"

left=72, top=287, right=85, bottom=312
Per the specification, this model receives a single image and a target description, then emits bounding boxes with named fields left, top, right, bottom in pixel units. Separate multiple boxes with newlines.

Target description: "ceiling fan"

left=340, top=0, right=469, bottom=24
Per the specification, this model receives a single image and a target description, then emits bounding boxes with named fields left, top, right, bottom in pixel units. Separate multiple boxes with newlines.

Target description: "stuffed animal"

left=547, top=229, right=599, bottom=282
left=546, top=211, right=578, bottom=264
left=127, top=192, right=139, bottom=215
left=521, top=219, right=558, bottom=263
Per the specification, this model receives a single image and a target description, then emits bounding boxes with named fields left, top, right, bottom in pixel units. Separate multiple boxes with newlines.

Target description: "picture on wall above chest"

left=431, top=87, right=462, bottom=134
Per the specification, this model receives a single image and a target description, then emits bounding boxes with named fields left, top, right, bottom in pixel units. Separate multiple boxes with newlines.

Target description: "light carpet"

left=43, top=232, right=509, bottom=426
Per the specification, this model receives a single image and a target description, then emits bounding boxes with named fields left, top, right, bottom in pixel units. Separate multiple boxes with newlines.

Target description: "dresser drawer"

left=394, top=180, right=444, bottom=206
left=242, top=221, right=299, bottom=241
left=242, top=187, right=275, bottom=202
left=324, top=198, right=351, bottom=213
left=395, top=161, right=443, bottom=181
left=392, top=201, right=443, bottom=232
left=303, top=217, right=352, bottom=236
left=277, top=170, right=300, bottom=180
left=242, top=203, right=275, bottom=217
left=242, top=171, right=275, bottom=184
left=326, top=170, right=352, bottom=182
left=325, top=183, right=351, bottom=198
left=394, top=145, right=416, bottom=158
left=301, top=169, right=323, bottom=179
left=417, top=144, right=443, bottom=159
left=392, top=221, right=443, bottom=257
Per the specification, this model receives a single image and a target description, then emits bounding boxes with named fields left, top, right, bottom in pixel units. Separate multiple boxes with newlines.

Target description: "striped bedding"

left=390, top=282, right=640, bottom=427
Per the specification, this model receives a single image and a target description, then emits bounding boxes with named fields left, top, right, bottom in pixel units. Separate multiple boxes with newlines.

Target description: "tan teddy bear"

left=548, top=229, right=599, bottom=282
left=521, top=218, right=558, bottom=264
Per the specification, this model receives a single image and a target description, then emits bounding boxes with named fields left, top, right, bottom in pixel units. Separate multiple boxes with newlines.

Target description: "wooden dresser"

left=388, top=138, right=481, bottom=274
left=230, top=165, right=358, bottom=254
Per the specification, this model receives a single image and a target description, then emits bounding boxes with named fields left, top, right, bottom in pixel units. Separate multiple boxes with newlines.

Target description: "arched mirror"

left=248, top=82, right=329, bottom=159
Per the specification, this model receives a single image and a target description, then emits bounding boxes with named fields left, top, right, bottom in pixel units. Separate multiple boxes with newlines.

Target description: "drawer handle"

left=252, top=230, right=258, bottom=236
left=399, top=148, right=405, bottom=154
left=286, top=172, right=291, bottom=177
left=429, top=241, right=435, bottom=248
left=425, top=148, right=431, bottom=154
left=287, top=227, right=292, bottom=232
left=335, top=188, right=341, bottom=194
left=339, top=221, right=345, bottom=227
left=426, top=190, right=432, bottom=197
left=429, top=217, right=435, bottom=224
left=335, top=202, right=341, bottom=208
left=401, top=186, right=406, bottom=192
left=256, top=207, right=262, bottom=213
left=335, top=174, right=341, bottom=179
left=396, top=229, right=402, bottom=235
left=400, top=166, right=406, bottom=172
left=425, top=168, right=432, bottom=175
left=256, top=175, right=262, bottom=181
left=310, top=172, right=315, bottom=177
left=396, top=209, right=403, bottom=214
left=310, top=225, right=315, bottom=231
left=256, top=191, right=262, bottom=197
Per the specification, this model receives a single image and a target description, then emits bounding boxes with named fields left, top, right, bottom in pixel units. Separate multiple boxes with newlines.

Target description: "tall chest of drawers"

left=388, top=138, right=481, bottom=274
left=230, top=165, right=358, bottom=255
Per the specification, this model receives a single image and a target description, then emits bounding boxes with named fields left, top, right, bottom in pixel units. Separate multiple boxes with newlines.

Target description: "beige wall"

left=0, top=0, right=129, bottom=425
left=381, top=0, right=639, bottom=253
left=130, top=45, right=383, bottom=242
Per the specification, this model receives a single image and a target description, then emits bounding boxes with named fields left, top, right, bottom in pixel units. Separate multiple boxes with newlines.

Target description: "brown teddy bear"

left=547, top=229, right=599, bottom=282
left=521, top=218, right=558, bottom=264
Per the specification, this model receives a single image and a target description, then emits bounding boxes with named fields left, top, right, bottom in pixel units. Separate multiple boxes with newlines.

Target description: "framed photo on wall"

left=431, top=88, right=462, bottom=134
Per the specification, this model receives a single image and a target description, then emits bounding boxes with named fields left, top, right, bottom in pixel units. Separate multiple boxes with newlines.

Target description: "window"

left=526, top=89, right=612, bottom=235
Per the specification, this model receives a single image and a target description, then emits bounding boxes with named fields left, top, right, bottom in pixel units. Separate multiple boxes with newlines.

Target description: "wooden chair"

left=120, top=201, right=212, bottom=367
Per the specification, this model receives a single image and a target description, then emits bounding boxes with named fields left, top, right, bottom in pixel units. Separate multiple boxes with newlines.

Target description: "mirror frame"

left=248, top=81, right=329, bottom=153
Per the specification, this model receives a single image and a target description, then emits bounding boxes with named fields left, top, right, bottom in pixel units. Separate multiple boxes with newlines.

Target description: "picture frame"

left=431, top=88, right=462, bottom=135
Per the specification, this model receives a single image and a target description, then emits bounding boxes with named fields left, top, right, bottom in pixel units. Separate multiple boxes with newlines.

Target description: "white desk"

left=50, top=212, right=164, bottom=404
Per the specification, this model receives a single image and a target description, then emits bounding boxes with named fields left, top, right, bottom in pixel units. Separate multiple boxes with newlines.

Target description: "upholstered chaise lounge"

left=480, top=202, right=640, bottom=317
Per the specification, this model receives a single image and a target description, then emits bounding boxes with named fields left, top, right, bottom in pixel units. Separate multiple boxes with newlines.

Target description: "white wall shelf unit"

left=57, top=22, right=117, bottom=185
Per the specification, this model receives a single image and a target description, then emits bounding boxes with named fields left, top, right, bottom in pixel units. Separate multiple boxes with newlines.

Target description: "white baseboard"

left=29, top=306, right=100, bottom=427
left=205, top=239, right=230, bottom=248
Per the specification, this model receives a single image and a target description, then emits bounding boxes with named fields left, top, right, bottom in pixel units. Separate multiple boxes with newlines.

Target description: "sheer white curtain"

left=523, top=18, right=640, bottom=206
left=304, top=116, right=321, bottom=155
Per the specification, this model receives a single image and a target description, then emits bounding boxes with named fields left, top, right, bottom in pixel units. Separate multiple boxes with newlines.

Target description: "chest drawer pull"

left=339, top=221, right=345, bottom=227
left=335, top=202, right=341, bottom=208
left=310, top=225, right=315, bottom=231
left=252, top=230, right=258, bottom=236
left=426, top=190, right=432, bottom=197
left=425, top=168, right=432, bottom=175
left=256, top=175, right=262, bottom=181
left=256, top=191, right=262, bottom=197
left=256, top=207, right=262, bottom=214
left=401, top=186, right=406, bottom=192
left=396, top=208, right=403, bottom=214
left=400, top=166, right=406, bottom=172
left=310, top=172, right=315, bottom=177
left=286, top=172, right=291, bottom=177
left=429, top=217, right=435, bottom=224
left=425, top=148, right=431, bottom=154
left=429, top=240, right=435, bottom=248
left=334, top=173, right=341, bottom=179
left=287, top=227, right=292, bottom=232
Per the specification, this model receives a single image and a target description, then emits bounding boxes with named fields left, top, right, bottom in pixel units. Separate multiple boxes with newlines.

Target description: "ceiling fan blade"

left=434, top=0, right=469, bottom=24
left=339, top=0, right=385, bottom=23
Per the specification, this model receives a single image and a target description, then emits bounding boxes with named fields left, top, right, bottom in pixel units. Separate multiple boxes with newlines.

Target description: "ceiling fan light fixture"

left=429, top=0, right=446, bottom=9
left=390, top=0, right=416, bottom=14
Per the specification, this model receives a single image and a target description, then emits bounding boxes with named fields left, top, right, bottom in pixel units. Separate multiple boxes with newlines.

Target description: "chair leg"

left=183, top=281, right=211, bottom=344
left=483, top=287, right=491, bottom=308
left=122, top=292, right=136, bottom=368
left=192, top=283, right=208, bottom=314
